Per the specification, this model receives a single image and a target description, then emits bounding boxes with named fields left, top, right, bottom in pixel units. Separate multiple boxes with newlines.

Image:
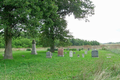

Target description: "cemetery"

left=0, top=0, right=120, bottom=80
left=0, top=45, right=120, bottom=80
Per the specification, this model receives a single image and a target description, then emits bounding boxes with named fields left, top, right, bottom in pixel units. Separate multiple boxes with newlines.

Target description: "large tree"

left=40, top=0, right=95, bottom=52
left=0, top=0, right=57, bottom=59
left=40, top=13, right=72, bottom=52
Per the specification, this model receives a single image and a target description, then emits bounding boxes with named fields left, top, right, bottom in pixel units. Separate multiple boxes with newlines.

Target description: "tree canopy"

left=0, top=0, right=57, bottom=59
left=0, top=0, right=95, bottom=59
left=40, top=0, right=95, bottom=52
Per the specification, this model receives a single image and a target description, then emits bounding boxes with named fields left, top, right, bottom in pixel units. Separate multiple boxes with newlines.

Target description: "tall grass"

left=0, top=49, right=120, bottom=80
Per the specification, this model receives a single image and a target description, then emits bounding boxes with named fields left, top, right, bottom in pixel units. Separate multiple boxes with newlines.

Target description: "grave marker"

left=58, top=48, right=64, bottom=57
left=73, top=52, right=76, bottom=54
left=85, top=51, right=87, bottom=54
left=77, top=54, right=80, bottom=57
left=82, top=54, right=84, bottom=58
left=46, top=52, right=52, bottom=58
left=92, top=50, right=98, bottom=57
left=31, top=40, right=37, bottom=55
left=69, top=51, right=73, bottom=57
left=88, top=48, right=90, bottom=51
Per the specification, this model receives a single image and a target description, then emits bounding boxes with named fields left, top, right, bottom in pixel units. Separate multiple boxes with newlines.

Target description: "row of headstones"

left=30, top=40, right=98, bottom=58
left=46, top=48, right=98, bottom=58
left=31, top=39, right=91, bottom=55
left=66, top=48, right=90, bottom=51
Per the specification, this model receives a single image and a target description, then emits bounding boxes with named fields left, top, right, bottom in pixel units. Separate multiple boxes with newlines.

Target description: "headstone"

left=73, top=52, right=76, bottom=54
left=77, top=49, right=79, bottom=51
left=46, top=52, right=52, bottom=58
left=77, top=54, right=80, bottom=57
left=22, top=55, right=25, bottom=57
left=92, top=50, right=98, bottom=57
left=107, top=54, right=111, bottom=58
left=85, top=51, right=87, bottom=54
left=69, top=51, right=73, bottom=57
left=31, top=40, right=37, bottom=55
left=58, top=48, right=64, bottom=57
left=88, top=48, right=90, bottom=51
left=82, top=54, right=84, bottom=58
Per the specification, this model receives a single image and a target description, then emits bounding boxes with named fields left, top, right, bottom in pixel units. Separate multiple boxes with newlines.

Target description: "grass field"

left=0, top=49, right=120, bottom=80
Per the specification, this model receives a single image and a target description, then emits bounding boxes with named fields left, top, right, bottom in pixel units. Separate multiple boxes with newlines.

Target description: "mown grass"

left=0, top=49, right=120, bottom=80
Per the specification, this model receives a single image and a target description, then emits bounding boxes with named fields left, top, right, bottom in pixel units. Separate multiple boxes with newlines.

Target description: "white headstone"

left=69, top=51, right=73, bottom=57
left=85, top=51, right=87, bottom=54
left=82, top=54, right=84, bottom=58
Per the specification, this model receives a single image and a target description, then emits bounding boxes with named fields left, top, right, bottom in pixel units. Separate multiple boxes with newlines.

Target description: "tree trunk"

left=50, top=44, right=55, bottom=52
left=50, top=37, right=55, bottom=52
left=4, top=28, right=13, bottom=59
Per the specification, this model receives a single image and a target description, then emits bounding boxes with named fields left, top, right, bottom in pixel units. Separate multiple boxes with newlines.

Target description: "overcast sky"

left=65, top=0, right=120, bottom=43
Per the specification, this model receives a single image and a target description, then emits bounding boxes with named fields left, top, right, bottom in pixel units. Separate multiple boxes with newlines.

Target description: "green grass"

left=0, top=49, right=120, bottom=80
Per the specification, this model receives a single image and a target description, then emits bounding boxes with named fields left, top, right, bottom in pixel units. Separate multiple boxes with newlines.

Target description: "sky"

left=65, top=0, right=120, bottom=43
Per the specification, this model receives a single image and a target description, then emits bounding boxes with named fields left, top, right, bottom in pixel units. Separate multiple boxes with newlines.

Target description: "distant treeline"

left=104, top=42, right=120, bottom=44
left=69, top=38, right=100, bottom=46
left=0, top=36, right=100, bottom=48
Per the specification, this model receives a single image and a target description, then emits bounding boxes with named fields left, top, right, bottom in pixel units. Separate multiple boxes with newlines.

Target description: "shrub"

left=69, top=48, right=77, bottom=51
left=26, top=48, right=31, bottom=51
left=54, top=49, right=58, bottom=51
left=47, top=48, right=58, bottom=51
left=102, top=47, right=107, bottom=50
left=81, top=48, right=84, bottom=50
left=47, top=48, right=50, bottom=51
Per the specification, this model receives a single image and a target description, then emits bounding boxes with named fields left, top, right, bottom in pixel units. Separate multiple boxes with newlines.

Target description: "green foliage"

left=47, top=48, right=58, bottom=51
left=69, top=48, right=77, bottom=51
left=0, top=0, right=58, bottom=59
left=40, top=0, right=95, bottom=52
left=0, top=35, right=5, bottom=48
left=102, top=47, right=107, bottom=50
left=69, top=38, right=100, bottom=46
left=12, top=37, right=32, bottom=48
left=81, top=48, right=84, bottom=50
left=55, top=0, right=95, bottom=19
left=26, top=48, right=31, bottom=51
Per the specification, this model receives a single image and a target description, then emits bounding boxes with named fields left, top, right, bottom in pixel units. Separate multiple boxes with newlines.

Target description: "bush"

left=69, top=48, right=77, bottom=51
left=47, top=48, right=50, bottom=51
left=26, top=48, right=31, bottom=51
left=47, top=48, right=58, bottom=51
left=81, top=48, right=84, bottom=50
left=54, top=49, right=58, bottom=51
left=78, top=49, right=81, bottom=51
left=102, top=47, right=107, bottom=50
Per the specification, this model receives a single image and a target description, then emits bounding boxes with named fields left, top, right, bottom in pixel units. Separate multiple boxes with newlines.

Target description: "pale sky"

left=65, top=0, right=120, bottom=43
